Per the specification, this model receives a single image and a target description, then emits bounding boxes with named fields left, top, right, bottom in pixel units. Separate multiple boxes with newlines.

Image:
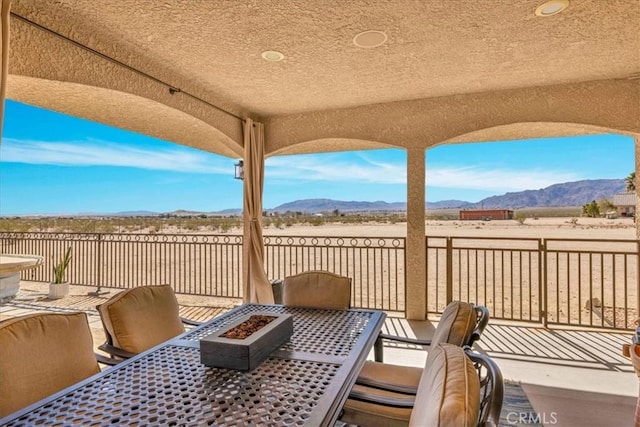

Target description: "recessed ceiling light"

left=353, top=30, right=387, bottom=49
left=261, top=50, right=285, bottom=62
left=535, top=0, right=569, bottom=17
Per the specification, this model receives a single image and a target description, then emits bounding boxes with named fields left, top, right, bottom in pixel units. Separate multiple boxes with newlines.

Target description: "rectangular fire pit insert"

left=200, top=312, right=293, bottom=371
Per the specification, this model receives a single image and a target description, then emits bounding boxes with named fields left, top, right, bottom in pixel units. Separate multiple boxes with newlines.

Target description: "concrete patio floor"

left=1, top=281, right=637, bottom=427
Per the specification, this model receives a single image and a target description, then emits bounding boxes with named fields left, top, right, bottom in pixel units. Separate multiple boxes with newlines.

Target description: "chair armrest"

left=95, top=352, right=122, bottom=366
left=378, top=333, right=432, bottom=346
left=348, top=388, right=416, bottom=408
left=181, top=317, right=202, bottom=327
left=374, top=333, right=432, bottom=362
left=468, top=331, right=481, bottom=347
left=467, top=305, right=490, bottom=347
left=98, top=342, right=137, bottom=359
left=355, top=376, right=419, bottom=395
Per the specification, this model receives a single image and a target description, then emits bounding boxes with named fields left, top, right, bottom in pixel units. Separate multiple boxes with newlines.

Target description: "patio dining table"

left=0, top=304, right=386, bottom=427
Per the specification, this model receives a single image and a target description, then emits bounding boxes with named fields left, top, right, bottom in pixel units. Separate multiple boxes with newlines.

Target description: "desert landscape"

left=262, top=216, right=637, bottom=239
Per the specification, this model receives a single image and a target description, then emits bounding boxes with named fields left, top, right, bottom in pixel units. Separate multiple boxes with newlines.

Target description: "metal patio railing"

left=1, top=231, right=638, bottom=329
left=0, top=232, right=244, bottom=297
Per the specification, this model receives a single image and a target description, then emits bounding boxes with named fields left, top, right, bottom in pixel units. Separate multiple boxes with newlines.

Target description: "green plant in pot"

left=49, top=246, right=72, bottom=299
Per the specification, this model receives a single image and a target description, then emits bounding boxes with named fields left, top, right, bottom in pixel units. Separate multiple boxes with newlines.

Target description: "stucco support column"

left=406, top=148, right=427, bottom=320
left=636, top=136, right=640, bottom=240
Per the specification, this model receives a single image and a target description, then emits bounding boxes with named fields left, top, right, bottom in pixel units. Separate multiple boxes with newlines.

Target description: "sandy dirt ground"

left=259, top=217, right=638, bottom=239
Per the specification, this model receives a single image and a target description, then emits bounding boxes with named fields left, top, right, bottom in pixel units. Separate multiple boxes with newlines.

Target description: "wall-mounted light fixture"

left=234, top=160, right=244, bottom=180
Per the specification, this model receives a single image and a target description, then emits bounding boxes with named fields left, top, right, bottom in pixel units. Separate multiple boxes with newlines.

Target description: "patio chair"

left=282, top=270, right=352, bottom=309
left=96, top=284, right=201, bottom=359
left=341, top=344, right=503, bottom=427
left=355, top=302, right=489, bottom=396
left=0, top=312, right=103, bottom=417
left=374, top=302, right=489, bottom=362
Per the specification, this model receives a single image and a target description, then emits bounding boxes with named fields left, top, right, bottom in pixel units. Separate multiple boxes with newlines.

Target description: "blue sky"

left=0, top=100, right=634, bottom=215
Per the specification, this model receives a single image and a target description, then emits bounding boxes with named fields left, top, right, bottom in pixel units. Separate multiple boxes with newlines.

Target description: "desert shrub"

left=514, top=213, right=527, bottom=225
left=0, top=219, right=31, bottom=232
left=96, top=222, right=117, bottom=233
left=582, top=200, right=600, bottom=218
left=307, top=216, right=324, bottom=226
left=219, top=220, right=232, bottom=233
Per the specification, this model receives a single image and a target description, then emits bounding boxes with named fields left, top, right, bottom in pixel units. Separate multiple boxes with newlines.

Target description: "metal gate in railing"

left=426, top=236, right=544, bottom=323
left=544, top=238, right=640, bottom=329
left=426, top=236, right=639, bottom=329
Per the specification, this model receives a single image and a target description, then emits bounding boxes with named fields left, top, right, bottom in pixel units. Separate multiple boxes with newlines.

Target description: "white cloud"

left=0, top=138, right=231, bottom=174
left=266, top=155, right=581, bottom=192
left=265, top=154, right=406, bottom=184
left=1, top=139, right=582, bottom=192
left=426, top=166, right=581, bottom=192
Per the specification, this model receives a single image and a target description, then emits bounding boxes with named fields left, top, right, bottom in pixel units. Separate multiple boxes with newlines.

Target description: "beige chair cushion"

left=342, top=383, right=414, bottom=427
left=430, top=301, right=476, bottom=346
left=356, top=301, right=477, bottom=393
left=409, top=343, right=480, bottom=427
left=342, top=343, right=480, bottom=427
left=282, top=270, right=351, bottom=309
left=97, top=284, right=185, bottom=354
left=0, top=313, right=100, bottom=417
left=357, top=361, right=423, bottom=392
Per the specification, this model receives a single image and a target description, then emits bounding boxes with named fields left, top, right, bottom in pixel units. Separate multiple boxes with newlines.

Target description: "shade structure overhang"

left=3, top=0, right=639, bottom=153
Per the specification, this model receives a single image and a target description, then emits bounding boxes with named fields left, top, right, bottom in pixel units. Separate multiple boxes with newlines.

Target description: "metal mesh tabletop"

left=184, top=305, right=375, bottom=359
left=1, top=305, right=385, bottom=427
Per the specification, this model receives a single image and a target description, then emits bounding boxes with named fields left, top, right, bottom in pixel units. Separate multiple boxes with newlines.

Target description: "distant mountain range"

left=271, top=199, right=406, bottom=213
left=462, top=178, right=626, bottom=210
left=8, top=179, right=628, bottom=218
left=263, top=179, right=627, bottom=213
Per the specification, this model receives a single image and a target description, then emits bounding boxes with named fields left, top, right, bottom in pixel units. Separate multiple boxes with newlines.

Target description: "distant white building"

left=612, top=192, right=636, bottom=217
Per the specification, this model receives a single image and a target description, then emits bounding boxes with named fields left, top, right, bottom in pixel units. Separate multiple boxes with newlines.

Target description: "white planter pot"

left=49, top=282, right=69, bottom=300
left=0, top=273, right=21, bottom=301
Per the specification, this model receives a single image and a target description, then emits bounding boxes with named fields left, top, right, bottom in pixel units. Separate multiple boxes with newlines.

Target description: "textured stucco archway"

left=263, top=123, right=640, bottom=319
left=8, top=75, right=243, bottom=158
left=265, top=79, right=639, bottom=153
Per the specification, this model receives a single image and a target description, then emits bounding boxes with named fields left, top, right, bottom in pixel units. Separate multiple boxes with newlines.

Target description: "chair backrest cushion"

left=410, top=343, right=480, bottom=427
left=431, top=301, right=476, bottom=346
left=282, top=270, right=351, bottom=309
left=0, top=312, right=100, bottom=417
left=97, top=284, right=185, bottom=354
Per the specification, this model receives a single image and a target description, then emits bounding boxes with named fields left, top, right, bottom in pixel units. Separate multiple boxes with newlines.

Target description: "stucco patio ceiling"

left=5, top=0, right=640, bottom=156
